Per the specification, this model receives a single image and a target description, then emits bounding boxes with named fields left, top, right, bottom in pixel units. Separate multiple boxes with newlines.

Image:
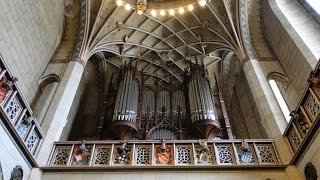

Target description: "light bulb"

left=169, top=9, right=175, bottom=16
left=178, top=7, right=185, bottom=14
left=116, top=0, right=123, bottom=6
left=151, top=9, right=157, bottom=17
left=188, top=4, right=194, bottom=11
left=160, top=10, right=166, bottom=16
left=125, top=4, right=131, bottom=10
left=137, top=9, right=143, bottom=15
left=198, top=0, right=207, bottom=7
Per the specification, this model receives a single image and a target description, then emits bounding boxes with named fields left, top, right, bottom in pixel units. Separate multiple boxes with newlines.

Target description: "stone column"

left=36, top=61, right=84, bottom=166
left=34, top=82, right=59, bottom=124
left=243, top=59, right=292, bottom=163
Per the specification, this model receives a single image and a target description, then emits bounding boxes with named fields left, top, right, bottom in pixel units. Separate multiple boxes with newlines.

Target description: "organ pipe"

left=172, top=90, right=186, bottom=119
left=157, top=90, right=170, bottom=119
left=113, top=65, right=139, bottom=123
left=188, top=64, right=216, bottom=123
left=142, top=90, right=155, bottom=119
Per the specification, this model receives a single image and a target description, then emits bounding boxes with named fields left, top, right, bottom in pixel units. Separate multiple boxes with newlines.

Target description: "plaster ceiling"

left=85, top=0, right=243, bottom=83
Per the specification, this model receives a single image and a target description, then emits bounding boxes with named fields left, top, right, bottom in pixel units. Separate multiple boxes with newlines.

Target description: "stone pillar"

left=36, top=61, right=84, bottom=166
left=34, top=82, right=59, bottom=124
left=243, top=59, right=292, bottom=163
left=28, top=168, right=43, bottom=180
left=285, top=165, right=303, bottom=180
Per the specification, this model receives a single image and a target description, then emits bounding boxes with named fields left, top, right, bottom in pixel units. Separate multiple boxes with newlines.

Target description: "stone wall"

left=262, top=0, right=316, bottom=109
left=229, top=69, right=268, bottom=139
left=0, top=121, right=32, bottom=180
left=41, top=171, right=289, bottom=180
left=273, top=0, right=320, bottom=61
left=68, top=60, right=99, bottom=140
left=0, top=0, right=64, bottom=104
left=297, top=131, right=320, bottom=178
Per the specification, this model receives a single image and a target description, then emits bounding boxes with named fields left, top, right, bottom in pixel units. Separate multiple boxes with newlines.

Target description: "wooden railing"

left=0, top=59, right=44, bottom=157
left=47, top=140, right=281, bottom=168
left=284, top=61, right=320, bottom=164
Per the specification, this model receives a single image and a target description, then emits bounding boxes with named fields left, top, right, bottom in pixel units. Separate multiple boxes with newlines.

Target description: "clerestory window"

left=269, top=80, right=291, bottom=122
left=306, top=0, right=320, bottom=14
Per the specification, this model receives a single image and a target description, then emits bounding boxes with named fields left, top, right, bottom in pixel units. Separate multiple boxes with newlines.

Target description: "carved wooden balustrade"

left=284, top=61, right=320, bottom=164
left=0, top=58, right=44, bottom=160
left=47, top=140, right=281, bottom=168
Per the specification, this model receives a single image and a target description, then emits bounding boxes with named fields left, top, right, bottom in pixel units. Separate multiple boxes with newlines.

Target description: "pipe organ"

left=108, top=60, right=229, bottom=140
left=111, top=63, right=140, bottom=139
left=157, top=90, right=170, bottom=120
left=142, top=90, right=155, bottom=128
left=171, top=90, right=186, bottom=122
left=187, top=63, right=221, bottom=139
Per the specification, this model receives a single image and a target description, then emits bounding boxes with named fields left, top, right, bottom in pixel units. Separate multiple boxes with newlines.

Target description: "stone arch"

left=32, top=74, right=60, bottom=124
left=268, top=72, right=290, bottom=90
left=38, top=74, right=60, bottom=91
left=267, top=71, right=291, bottom=122
left=148, top=124, right=179, bottom=140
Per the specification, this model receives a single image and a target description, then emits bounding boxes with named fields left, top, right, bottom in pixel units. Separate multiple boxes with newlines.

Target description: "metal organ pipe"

left=172, top=90, right=185, bottom=119
left=188, top=65, right=216, bottom=123
left=113, top=67, right=139, bottom=124
left=142, top=90, right=155, bottom=119
left=158, top=90, right=170, bottom=119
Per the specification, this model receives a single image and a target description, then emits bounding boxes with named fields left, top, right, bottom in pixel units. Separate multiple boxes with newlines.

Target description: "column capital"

left=70, top=57, right=86, bottom=68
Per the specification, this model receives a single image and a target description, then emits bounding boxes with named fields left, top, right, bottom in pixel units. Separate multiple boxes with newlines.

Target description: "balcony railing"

left=284, top=61, right=320, bottom=164
left=0, top=59, right=44, bottom=158
left=47, top=140, right=281, bottom=168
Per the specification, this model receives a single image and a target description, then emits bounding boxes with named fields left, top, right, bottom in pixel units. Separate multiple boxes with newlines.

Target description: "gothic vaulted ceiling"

left=82, top=0, right=246, bottom=83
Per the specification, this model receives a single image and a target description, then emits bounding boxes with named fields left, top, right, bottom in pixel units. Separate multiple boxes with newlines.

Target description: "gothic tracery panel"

left=216, top=144, right=234, bottom=164
left=50, top=146, right=72, bottom=166
left=304, top=94, right=320, bottom=121
left=288, top=128, right=302, bottom=151
left=175, top=146, right=192, bottom=165
left=92, top=146, right=111, bottom=165
left=135, top=146, right=151, bottom=165
left=26, top=131, right=40, bottom=154
left=5, top=97, right=22, bottom=123
left=256, top=144, right=277, bottom=164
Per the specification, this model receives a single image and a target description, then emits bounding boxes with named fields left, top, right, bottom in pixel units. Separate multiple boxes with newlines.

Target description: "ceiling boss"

left=115, top=0, right=211, bottom=17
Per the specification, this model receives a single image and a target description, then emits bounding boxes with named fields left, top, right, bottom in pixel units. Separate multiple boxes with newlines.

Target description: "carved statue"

left=305, top=162, right=318, bottom=180
left=291, top=111, right=310, bottom=135
left=115, top=142, right=129, bottom=164
left=196, top=139, right=213, bottom=164
left=10, top=165, right=23, bottom=180
left=160, top=140, right=168, bottom=154
left=199, top=139, right=209, bottom=153
left=238, top=139, right=253, bottom=164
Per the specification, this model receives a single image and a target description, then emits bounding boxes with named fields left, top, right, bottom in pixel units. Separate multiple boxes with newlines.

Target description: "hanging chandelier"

left=115, top=0, right=211, bottom=17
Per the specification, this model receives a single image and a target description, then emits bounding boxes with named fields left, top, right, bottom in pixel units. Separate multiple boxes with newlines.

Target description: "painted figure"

left=115, top=142, right=129, bottom=164
left=17, top=116, right=32, bottom=138
left=72, top=141, right=90, bottom=165
left=155, top=140, right=171, bottom=164
left=0, top=77, right=13, bottom=103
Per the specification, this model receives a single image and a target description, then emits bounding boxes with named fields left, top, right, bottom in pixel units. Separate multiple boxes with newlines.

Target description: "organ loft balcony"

left=44, top=60, right=286, bottom=170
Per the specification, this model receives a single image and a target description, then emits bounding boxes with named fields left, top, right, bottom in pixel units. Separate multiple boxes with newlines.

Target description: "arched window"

left=306, top=0, right=320, bottom=14
left=269, top=79, right=291, bottom=122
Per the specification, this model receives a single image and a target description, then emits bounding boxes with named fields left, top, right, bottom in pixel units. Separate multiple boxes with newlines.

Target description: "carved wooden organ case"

left=108, top=62, right=231, bottom=140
